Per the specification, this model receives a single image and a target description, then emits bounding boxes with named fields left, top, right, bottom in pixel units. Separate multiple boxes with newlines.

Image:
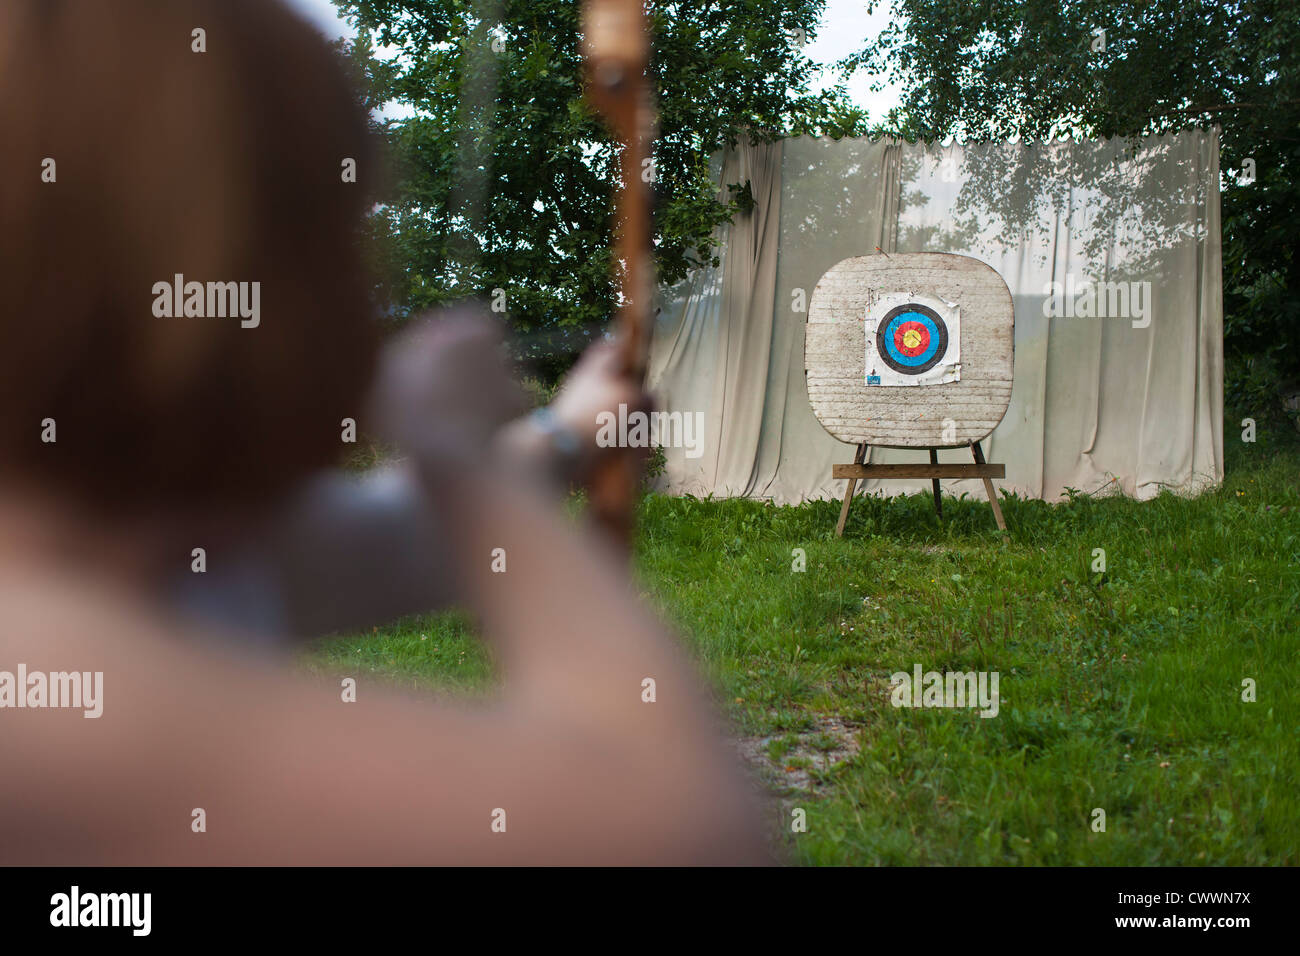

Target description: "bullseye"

left=895, top=321, right=929, bottom=356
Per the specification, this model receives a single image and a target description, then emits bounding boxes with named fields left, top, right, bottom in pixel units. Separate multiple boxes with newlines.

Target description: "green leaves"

left=335, top=0, right=860, bottom=375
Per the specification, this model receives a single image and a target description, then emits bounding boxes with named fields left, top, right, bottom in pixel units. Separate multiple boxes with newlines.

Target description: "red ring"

left=893, top=320, right=930, bottom=357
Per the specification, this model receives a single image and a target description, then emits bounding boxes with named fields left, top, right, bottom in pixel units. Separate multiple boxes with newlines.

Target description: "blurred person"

left=0, top=0, right=767, bottom=865
left=167, top=315, right=643, bottom=646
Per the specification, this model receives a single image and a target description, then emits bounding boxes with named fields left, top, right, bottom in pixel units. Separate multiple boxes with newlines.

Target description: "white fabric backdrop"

left=646, top=130, right=1223, bottom=503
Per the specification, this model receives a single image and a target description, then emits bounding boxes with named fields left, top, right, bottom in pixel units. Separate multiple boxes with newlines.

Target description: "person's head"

left=0, top=0, right=380, bottom=524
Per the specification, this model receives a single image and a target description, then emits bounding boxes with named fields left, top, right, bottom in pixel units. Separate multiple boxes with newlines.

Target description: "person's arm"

left=0, top=310, right=776, bottom=864
left=166, top=321, right=638, bottom=641
left=0, top=463, right=768, bottom=865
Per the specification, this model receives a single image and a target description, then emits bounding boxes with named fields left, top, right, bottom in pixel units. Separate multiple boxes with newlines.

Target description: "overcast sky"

left=282, top=0, right=902, bottom=119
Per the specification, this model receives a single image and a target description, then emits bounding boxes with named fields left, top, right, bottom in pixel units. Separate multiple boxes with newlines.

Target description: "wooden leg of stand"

left=835, top=443, right=868, bottom=537
left=929, top=448, right=943, bottom=519
left=971, top=441, right=1006, bottom=531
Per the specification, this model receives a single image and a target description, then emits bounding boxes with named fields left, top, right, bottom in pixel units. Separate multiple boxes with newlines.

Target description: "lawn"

left=301, top=428, right=1299, bottom=865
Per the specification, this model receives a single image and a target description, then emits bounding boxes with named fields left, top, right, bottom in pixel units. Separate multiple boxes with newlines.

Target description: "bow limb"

left=581, top=0, right=657, bottom=548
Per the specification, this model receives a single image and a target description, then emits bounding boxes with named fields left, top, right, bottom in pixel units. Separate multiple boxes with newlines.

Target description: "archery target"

left=804, top=252, right=1013, bottom=447
left=865, top=292, right=960, bottom=387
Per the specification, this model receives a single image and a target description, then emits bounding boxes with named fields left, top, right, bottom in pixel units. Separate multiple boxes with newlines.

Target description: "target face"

left=863, top=292, right=961, bottom=387
left=877, top=304, right=949, bottom=374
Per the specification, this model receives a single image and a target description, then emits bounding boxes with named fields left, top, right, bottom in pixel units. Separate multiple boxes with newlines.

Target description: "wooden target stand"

left=805, top=253, right=1016, bottom=539
left=833, top=442, right=1007, bottom=537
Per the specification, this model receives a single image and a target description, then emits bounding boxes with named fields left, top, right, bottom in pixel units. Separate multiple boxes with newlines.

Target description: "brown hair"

left=0, top=0, right=380, bottom=517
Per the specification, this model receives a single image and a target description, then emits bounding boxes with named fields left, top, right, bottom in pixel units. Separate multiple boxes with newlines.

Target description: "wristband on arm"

left=527, top=406, right=585, bottom=485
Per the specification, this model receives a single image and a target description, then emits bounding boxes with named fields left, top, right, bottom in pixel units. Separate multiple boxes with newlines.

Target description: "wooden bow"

left=581, top=0, right=657, bottom=549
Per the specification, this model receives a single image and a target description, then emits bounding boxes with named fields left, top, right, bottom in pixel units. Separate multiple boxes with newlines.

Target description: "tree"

left=846, top=0, right=1300, bottom=391
left=335, top=0, right=864, bottom=378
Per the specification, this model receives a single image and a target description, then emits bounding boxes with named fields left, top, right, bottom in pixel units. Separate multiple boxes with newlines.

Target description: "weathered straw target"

left=804, top=253, right=1014, bottom=533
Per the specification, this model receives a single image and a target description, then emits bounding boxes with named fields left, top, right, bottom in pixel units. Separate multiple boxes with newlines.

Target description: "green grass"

left=300, top=427, right=1300, bottom=865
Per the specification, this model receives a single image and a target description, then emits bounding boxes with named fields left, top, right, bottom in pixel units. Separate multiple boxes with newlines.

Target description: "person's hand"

left=367, top=307, right=529, bottom=474
left=547, top=340, right=648, bottom=455
left=490, top=339, right=651, bottom=491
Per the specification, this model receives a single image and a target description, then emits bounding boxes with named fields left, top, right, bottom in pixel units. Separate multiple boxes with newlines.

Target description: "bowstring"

left=447, top=0, right=503, bottom=300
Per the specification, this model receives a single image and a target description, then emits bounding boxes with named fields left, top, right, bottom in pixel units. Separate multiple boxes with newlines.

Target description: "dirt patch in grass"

left=733, top=715, right=865, bottom=862
left=734, top=715, right=862, bottom=794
